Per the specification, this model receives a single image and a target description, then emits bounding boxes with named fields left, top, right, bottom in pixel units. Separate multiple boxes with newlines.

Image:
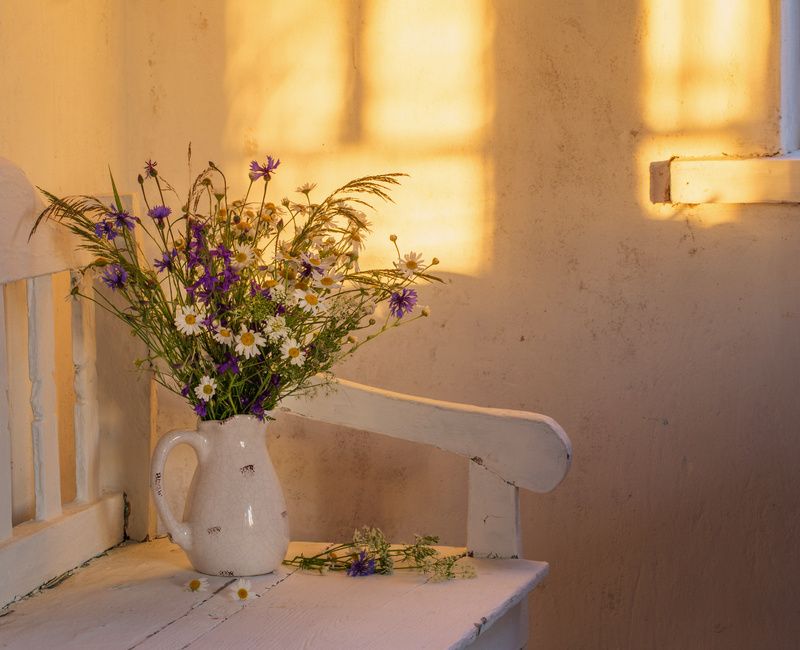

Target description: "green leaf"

left=108, top=166, right=123, bottom=211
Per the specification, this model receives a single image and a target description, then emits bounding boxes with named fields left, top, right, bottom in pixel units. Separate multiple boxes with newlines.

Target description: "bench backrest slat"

left=0, top=288, right=12, bottom=540
left=27, top=274, right=62, bottom=521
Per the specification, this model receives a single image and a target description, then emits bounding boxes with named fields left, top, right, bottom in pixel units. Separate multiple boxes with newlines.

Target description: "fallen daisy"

left=229, top=578, right=255, bottom=601
left=185, top=577, right=209, bottom=592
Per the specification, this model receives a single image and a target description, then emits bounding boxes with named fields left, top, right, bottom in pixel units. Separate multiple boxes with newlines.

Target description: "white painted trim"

left=71, top=273, right=100, bottom=503
left=782, top=0, right=800, bottom=153
left=0, top=492, right=124, bottom=608
left=669, top=152, right=800, bottom=204
left=0, top=288, right=12, bottom=541
left=281, top=378, right=572, bottom=493
left=27, top=275, right=62, bottom=521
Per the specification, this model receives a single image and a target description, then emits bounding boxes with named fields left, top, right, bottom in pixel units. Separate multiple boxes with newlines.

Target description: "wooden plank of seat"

left=0, top=538, right=547, bottom=650
left=281, top=378, right=572, bottom=494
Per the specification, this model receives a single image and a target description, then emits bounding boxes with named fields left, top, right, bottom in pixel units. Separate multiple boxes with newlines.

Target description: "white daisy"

left=347, top=210, right=372, bottom=231
left=235, top=326, right=266, bottom=359
left=213, top=323, right=234, bottom=345
left=231, top=243, right=256, bottom=270
left=280, top=338, right=306, bottom=366
left=294, top=288, right=326, bottom=314
left=229, top=578, right=254, bottom=601
left=185, top=577, right=209, bottom=592
left=264, top=315, right=289, bottom=342
left=346, top=228, right=365, bottom=257
left=194, top=376, right=217, bottom=402
left=395, top=251, right=425, bottom=278
left=300, top=251, right=333, bottom=272
left=175, top=305, right=205, bottom=335
left=313, top=269, right=344, bottom=292
left=296, top=182, right=317, bottom=194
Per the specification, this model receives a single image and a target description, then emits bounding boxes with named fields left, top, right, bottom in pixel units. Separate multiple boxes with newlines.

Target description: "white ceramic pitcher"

left=150, top=415, right=289, bottom=576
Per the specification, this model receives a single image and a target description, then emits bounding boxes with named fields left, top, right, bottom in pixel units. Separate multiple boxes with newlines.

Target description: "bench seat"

left=0, top=537, right=548, bottom=649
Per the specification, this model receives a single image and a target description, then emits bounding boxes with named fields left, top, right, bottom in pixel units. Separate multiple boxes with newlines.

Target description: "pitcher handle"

left=151, top=429, right=206, bottom=552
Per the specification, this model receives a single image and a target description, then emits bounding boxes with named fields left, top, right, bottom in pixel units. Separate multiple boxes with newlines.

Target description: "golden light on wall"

left=223, top=0, right=493, bottom=275
left=637, top=0, right=776, bottom=224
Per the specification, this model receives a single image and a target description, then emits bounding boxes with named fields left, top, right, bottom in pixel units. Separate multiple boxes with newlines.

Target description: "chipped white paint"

left=0, top=159, right=125, bottom=610
left=71, top=273, right=100, bottom=503
left=282, top=377, right=572, bottom=493
left=0, top=537, right=548, bottom=649
left=0, top=493, right=123, bottom=608
left=0, top=289, right=11, bottom=541
left=4, top=281, right=34, bottom=525
left=0, top=158, right=85, bottom=285
left=467, top=463, right=521, bottom=559
left=26, top=275, right=61, bottom=521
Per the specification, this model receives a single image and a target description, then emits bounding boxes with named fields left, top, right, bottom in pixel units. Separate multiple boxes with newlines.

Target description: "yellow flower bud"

left=431, top=257, right=440, bottom=265
left=389, top=234, right=397, bottom=242
left=421, top=306, right=431, bottom=317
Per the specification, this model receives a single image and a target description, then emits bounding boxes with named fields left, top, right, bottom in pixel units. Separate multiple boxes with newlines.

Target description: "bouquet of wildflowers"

left=33, top=153, right=440, bottom=420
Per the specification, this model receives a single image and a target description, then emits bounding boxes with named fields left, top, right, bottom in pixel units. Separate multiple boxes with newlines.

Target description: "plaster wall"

left=2, top=1, right=799, bottom=648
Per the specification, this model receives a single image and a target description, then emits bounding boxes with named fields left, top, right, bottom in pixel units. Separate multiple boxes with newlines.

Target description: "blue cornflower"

left=144, top=159, right=158, bottom=178
left=107, top=208, right=135, bottom=231
left=94, top=219, right=118, bottom=240
left=147, top=205, right=171, bottom=223
left=346, top=551, right=376, bottom=577
left=154, top=249, right=178, bottom=273
left=101, top=264, right=128, bottom=291
left=194, top=402, right=207, bottom=418
left=249, top=155, right=280, bottom=181
left=389, top=288, right=418, bottom=318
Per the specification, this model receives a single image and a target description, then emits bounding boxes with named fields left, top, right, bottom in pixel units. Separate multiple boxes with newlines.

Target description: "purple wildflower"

left=180, top=385, right=190, bottom=398
left=388, top=288, right=418, bottom=318
left=147, top=205, right=171, bottom=223
left=107, top=208, right=135, bottom=231
left=154, top=249, right=178, bottom=273
left=194, top=402, right=207, bottom=418
left=249, top=280, right=271, bottom=299
left=346, top=551, right=376, bottom=577
left=249, top=394, right=269, bottom=420
left=144, top=159, right=158, bottom=178
left=211, top=245, right=232, bottom=261
left=94, top=219, right=117, bottom=240
left=216, top=354, right=240, bottom=376
left=249, top=155, right=280, bottom=181
left=101, top=264, right=128, bottom=291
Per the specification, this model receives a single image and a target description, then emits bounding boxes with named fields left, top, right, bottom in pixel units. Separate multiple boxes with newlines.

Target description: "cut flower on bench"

left=283, top=526, right=477, bottom=581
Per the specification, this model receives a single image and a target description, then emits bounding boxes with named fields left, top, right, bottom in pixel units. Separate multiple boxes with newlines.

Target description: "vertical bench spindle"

left=71, top=273, right=100, bottom=503
left=27, top=275, right=62, bottom=521
left=0, top=287, right=12, bottom=540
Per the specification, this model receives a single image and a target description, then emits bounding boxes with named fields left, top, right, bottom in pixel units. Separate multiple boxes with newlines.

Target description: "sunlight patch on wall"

left=223, top=1, right=348, bottom=159
left=638, top=0, right=777, bottom=224
left=223, top=0, right=493, bottom=276
left=363, top=0, right=492, bottom=146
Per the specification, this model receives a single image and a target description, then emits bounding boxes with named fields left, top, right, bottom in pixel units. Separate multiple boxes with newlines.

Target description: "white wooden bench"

left=0, top=158, right=572, bottom=649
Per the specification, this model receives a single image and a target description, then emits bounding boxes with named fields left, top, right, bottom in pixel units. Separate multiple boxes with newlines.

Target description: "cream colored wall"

left=3, top=0, right=799, bottom=647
